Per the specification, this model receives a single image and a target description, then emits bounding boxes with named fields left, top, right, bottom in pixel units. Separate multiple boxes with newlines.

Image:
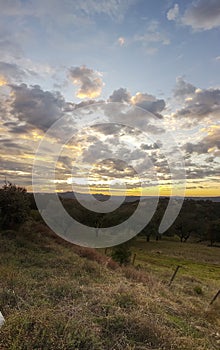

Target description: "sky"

left=0, top=0, right=220, bottom=197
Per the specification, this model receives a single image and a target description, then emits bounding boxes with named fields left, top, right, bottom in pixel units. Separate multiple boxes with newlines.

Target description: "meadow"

left=0, top=221, right=219, bottom=350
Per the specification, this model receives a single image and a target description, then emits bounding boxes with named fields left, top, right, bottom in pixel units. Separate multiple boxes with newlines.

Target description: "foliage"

left=208, top=219, right=220, bottom=245
left=164, top=199, right=220, bottom=244
left=111, top=242, right=132, bottom=265
left=61, top=196, right=220, bottom=245
left=0, top=182, right=30, bottom=229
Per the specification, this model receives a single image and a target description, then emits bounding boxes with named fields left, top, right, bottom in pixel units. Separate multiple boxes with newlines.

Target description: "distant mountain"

left=59, top=191, right=220, bottom=203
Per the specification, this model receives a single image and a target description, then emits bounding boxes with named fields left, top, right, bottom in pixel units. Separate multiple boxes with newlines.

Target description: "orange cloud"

left=0, top=75, right=7, bottom=86
left=118, top=36, right=125, bottom=46
left=69, top=65, right=104, bottom=99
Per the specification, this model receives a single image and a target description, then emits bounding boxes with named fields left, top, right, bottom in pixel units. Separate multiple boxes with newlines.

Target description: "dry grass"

left=0, top=222, right=219, bottom=349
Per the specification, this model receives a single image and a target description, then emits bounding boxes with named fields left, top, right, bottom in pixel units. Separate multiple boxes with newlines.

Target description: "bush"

left=114, top=292, right=137, bottom=309
left=111, top=243, right=132, bottom=265
left=0, top=182, right=30, bottom=229
left=194, top=286, right=203, bottom=295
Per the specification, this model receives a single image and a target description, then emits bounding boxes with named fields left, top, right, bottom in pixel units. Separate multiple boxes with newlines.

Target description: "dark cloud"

left=186, top=166, right=220, bottom=179
left=173, top=84, right=220, bottom=121
left=173, top=77, right=196, bottom=99
left=0, top=157, right=32, bottom=173
left=9, top=83, right=65, bottom=131
left=91, top=123, right=122, bottom=135
left=141, top=141, right=162, bottom=150
left=131, top=92, right=165, bottom=118
left=184, top=142, right=210, bottom=154
left=182, top=0, right=220, bottom=30
left=109, top=88, right=131, bottom=103
left=1, top=140, right=25, bottom=149
left=0, top=61, right=28, bottom=83
left=57, top=155, right=76, bottom=172
left=91, top=123, right=141, bottom=137
left=167, top=1, right=220, bottom=31
left=4, top=123, right=31, bottom=134
left=68, top=65, right=103, bottom=99
left=82, top=139, right=112, bottom=163
left=108, top=89, right=166, bottom=119
left=146, top=124, right=165, bottom=134
left=184, top=127, right=220, bottom=154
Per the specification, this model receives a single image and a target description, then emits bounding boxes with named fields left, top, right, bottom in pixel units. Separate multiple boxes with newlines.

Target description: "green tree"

left=0, top=182, right=30, bottom=229
left=111, top=242, right=132, bottom=265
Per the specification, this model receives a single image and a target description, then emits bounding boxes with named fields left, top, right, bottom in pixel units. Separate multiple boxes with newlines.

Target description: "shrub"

left=111, top=243, right=132, bottom=265
left=114, top=292, right=137, bottom=309
left=0, top=182, right=30, bottom=229
left=194, top=286, right=203, bottom=295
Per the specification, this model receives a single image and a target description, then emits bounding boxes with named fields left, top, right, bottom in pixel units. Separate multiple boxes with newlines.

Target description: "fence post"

left=132, top=253, right=136, bottom=266
left=169, top=265, right=181, bottom=286
left=209, top=289, right=220, bottom=305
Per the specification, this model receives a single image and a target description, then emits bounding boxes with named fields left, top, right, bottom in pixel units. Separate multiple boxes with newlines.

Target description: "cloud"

left=0, top=27, right=23, bottom=61
left=0, top=75, right=7, bottom=86
left=4, top=123, right=31, bottom=134
left=108, top=88, right=166, bottom=117
left=68, top=65, right=104, bottom=99
left=167, top=4, right=179, bottom=21
left=118, top=36, right=125, bottom=46
left=92, top=158, right=137, bottom=179
left=173, top=77, right=196, bottom=99
left=91, top=123, right=123, bottom=135
left=173, top=80, right=220, bottom=121
left=0, top=61, right=28, bottom=83
left=131, top=92, right=165, bottom=117
left=82, top=139, right=112, bottom=163
left=75, top=0, right=136, bottom=20
left=134, top=21, right=170, bottom=50
left=184, top=126, right=220, bottom=155
left=91, top=123, right=142, bottom=138
left=0, top=0, right=135, bottom=22
left=109, top=88, right=131, bottom=103
left=141, top=142, right=161, bottom=150
left=167, top=1, right=220, bottom=31
left=9, top=83, right=65, bottom=131
left=182, top=0, right=220, bottom=31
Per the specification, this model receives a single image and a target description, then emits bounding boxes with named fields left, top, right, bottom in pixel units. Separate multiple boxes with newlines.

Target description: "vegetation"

left=0, top=219, right=219, bottom=349
left=111, top=241, right=132, bottom=265
left=0, top=182, right=30, bottom=229
left=0, top=185, right=219, bottom=349
left=61, top=196, right=220, bottom=245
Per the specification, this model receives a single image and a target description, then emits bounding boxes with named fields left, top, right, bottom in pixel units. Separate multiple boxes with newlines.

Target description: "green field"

left=0, top=223, right=219, bottom=349
left=130, top=237, right=220, bottom=282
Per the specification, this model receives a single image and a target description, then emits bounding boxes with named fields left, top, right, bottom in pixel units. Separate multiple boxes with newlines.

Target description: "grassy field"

left=130, top=237, right=220, bottom=283
left=0, top=222, right=219, bottom=349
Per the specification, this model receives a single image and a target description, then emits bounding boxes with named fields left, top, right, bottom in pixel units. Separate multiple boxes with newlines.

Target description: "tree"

left=0, top=181, right=30, bottom=229
left=111, top=242, right=132, bottom=265
left=208, top=219, right=220, bottom=246
left=140, top=220, right=158, bottom=242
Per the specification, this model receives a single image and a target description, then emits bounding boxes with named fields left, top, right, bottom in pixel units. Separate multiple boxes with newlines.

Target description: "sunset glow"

left=0, top=0, right=219, bottom=198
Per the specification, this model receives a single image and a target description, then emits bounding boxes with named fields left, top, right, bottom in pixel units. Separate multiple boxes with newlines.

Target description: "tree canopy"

left=0, top=182, right=30, bottom=229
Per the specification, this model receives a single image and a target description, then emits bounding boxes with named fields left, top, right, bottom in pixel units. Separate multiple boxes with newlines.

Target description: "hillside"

left=0, top=221, right=219, bottom=349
